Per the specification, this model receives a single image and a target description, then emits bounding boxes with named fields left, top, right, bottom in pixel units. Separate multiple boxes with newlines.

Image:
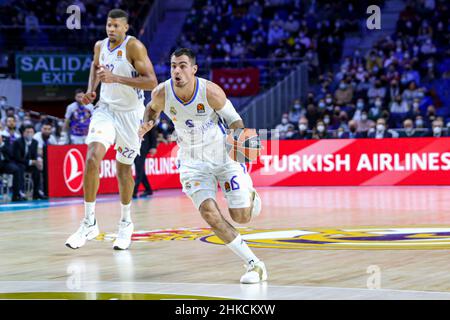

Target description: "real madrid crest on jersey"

left=117, top=50, right=123, bottom=60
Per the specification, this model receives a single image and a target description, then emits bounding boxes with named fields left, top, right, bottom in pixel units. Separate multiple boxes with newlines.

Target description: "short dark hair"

left=108, top=9, right=129, bottom=22
left=171, top=48, right=196, bottom=65
left=75, top=89, right=84, bottom=95
left=23, top=124, right=35, bottom=132
left=41, top=118, right=53, bottom=127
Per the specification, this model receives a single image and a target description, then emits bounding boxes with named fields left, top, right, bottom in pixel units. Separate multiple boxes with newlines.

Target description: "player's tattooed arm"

left=206, top=81, right=244, bottom=129
left=99, top=38, right=158, bottom=90
left=139, top=83, right=165, bottom=140
left=81, top=40, right=102, bottom=105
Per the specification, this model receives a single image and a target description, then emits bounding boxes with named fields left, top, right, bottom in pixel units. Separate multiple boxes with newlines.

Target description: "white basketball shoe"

left=113, top=221, right=134, bottom=250
left=240, top=260, right=268, bottom=284
left=65, top=218, right=99, bottom=249
left=250, top=188, right=262, bottom=218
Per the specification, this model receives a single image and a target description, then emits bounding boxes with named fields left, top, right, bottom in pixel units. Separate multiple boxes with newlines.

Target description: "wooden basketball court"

left=1, top=186, right=450, bottom=299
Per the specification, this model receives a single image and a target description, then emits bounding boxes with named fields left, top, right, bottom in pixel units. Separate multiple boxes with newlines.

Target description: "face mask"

left=416, top=119, right=424, bottom=127
left=357, top=102, right=364, bottom=109
left=317, top=125, right=325, bottom=133
left=281, top=118, right=288, bottom=125
left=0, top=100, right=5, bottom=107
left=417, top=92, right=424, bottom=98
left=324, top=117, right=330, bottom=124
left=405, top=127, right=413, bottom=134
left=18, top=111, right=25, bottom=118
left=325, top=98, right=332, bottom=104
left=376, top=124, right=385, bottom=131
left=339, top=83, right=347, bottom=90
left=294, top=104, right=301, bottom=110
left=433, top=127, right=442, bottom=135
left=318, top=102, right=325, bottom=108
left=299, top=124, right=307, bottom=131
left=375, top=101, right=382, bottom=107
left=413, top=102, right=419, bottom=108
left=24, top=136, right=33, bottom=142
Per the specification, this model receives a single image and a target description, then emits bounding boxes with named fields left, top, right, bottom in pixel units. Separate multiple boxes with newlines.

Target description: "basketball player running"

left=66, top=9, right=158, bottom=250
left=138, top=48, right=267, bottom=284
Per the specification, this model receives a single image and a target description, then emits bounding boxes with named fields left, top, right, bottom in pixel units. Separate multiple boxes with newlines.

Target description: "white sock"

left=120, top=202, right=132, bottom=223
left=84, top=201, right=96, bottom=225
left=226, top=234, right=260, bottom=266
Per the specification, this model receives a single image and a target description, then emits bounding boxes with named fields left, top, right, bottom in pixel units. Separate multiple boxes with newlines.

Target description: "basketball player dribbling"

left=138, top=48, right=267, bottom=284
left=66, top=9, right=158, bottom=250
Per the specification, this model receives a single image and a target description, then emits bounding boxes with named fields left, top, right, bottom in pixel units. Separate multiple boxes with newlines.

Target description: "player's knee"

left=199, top=199, right=221, bottom=226
left=229, top=208, right=251, bottom=224
left=85, top=155, right=101, bottom=172
left=116, top=163, right=133, bottom=181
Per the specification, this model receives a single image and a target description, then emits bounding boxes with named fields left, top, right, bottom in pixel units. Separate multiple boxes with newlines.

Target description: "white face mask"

left=0, top=100, right=5, bottom=107
left=376, top=124, right=385, bottom=131
left=299, top=124, right=307, bottom=131
left=433, top=127, right=442, bottom=135
left=416, top=119, right=424, bottom=127
left=317, top=125, right=325, bottom=133
left=281, top=118, right=288, bottom=124
left=325, top=98, right=332, bottom=104
left=361, top=114, right=368, bottom=121
left=323, top=117, right=330, bottom=124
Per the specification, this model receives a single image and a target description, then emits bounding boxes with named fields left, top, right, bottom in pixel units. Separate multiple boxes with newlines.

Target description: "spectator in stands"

left=275, top=113, right=293, bottom=140
left=390, top=95, right=410, bottom=114
left=288, top=99, right=303, bottom=124
left=415, top=115, right=427, bottom=131
left=368, top=118, right=393, bottom=139
left=1, top=115, right=21, bottom=143
left=0, top=134, right=25, bottom=201
left=368, top=97, right=384, bottom=121
left=312, top=120, right=330, bottom=139
left=341, top=120, right=365, bottom=139
left=64, top=89, right=94, bottom=144
left=13, top=125, right=46, bottom=200
left=367, top=80, right=386, bottom=104
left=0, top=96, right=8, bottom=120
left=334, top=81, right=353, bottom=105
left=158, top=119, right=173, bottom=140
left=291, top=116, right=310, bottom=140
left=428, top=120, right=446, bottom=137
left=399, top=118, right=423, bottom=138
left=33, top=119, right=57, bottom=198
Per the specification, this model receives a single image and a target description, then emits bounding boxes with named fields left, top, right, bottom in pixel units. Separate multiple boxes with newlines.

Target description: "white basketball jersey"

left=98, top=35, right=145, bottom=111
left=164, top=77, right=228, bottom=163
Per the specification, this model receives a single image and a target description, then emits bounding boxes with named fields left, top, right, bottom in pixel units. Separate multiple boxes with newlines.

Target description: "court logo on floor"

left=97, top=227, right=450, bottom=250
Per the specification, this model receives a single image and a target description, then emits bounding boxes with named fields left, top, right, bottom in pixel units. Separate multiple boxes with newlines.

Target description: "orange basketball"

left=226, top=128, right=261, bottom=163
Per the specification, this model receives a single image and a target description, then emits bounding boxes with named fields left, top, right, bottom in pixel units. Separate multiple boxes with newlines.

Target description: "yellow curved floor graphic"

left=0, top=292, right=228, bottom=300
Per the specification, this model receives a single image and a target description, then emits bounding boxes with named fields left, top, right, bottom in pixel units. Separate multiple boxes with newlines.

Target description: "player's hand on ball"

left=139, top=120, right=154, bottom=140
left=97, top=65, right=116, bottom=83
left=81, top=92, right=96, bottom=105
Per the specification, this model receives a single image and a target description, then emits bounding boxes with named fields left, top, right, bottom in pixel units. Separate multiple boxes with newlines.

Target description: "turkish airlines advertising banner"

left=48, top=138, right=450, bottom=197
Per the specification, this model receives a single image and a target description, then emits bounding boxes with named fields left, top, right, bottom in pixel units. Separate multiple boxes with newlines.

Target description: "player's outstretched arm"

left=206, top=81, right=244, bottom=129
left=139, top=83, right=165, bottom=140
left=82, top=40, right=102, bottom=105
left=97, top=38, right=158, bottom=91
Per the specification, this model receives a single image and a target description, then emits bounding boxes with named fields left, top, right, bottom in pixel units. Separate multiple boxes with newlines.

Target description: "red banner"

left=47, top=138, right=450, bottom=197
left=211, top=67, right=260, bottom=96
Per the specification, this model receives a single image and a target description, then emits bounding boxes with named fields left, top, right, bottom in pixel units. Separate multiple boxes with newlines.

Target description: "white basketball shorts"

left=179, top=159, right=254, bottom=210
left=85, top=103, right=144, bottom=165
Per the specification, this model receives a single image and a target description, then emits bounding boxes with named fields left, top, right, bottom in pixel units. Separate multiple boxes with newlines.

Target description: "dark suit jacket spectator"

left=12, top=136, right=42, bottom=199
left=367, top=131, right=394, bottom=138
left=289, top=131, right=311, bottom=140
left=340, top=131, right=365, bottom=139
left=0, top=136, right=23, bottom=200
